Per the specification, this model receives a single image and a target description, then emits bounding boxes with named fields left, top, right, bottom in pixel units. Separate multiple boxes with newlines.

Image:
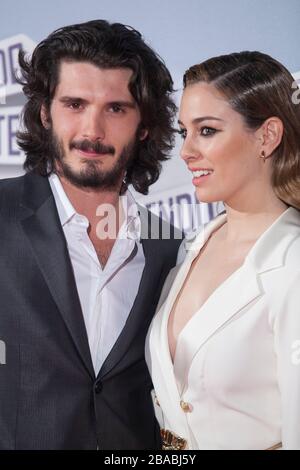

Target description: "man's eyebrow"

left=107, top=100, right=137, bottom=108
left=59, top=96, right=88, bottom=103
left=178, top=116, right=225, bottom=125
left=58, top=97, right=137, bottom=108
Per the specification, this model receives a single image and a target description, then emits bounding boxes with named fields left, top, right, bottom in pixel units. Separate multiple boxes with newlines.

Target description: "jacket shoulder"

left=0, top=175, right=26, bottom=211
left=0, top=174, right=26, bottom=191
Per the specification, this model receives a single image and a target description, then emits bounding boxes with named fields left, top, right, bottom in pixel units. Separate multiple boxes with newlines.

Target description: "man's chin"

left=58, top=164, right=123, bottom=190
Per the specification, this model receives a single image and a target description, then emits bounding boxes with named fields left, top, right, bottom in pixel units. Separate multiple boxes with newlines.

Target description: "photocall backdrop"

left=1, top=0, right=299, bottom=231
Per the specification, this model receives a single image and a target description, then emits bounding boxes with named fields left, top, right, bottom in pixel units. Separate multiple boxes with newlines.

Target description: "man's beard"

left=49, top=130, right=139, bottom=190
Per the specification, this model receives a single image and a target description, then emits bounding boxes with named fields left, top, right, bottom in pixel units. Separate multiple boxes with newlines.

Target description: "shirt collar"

left=48, top=173, right=141, bottom=241
left=119, top=190, right=142, bottom=242
left=48, top=173, right=76, bottom=226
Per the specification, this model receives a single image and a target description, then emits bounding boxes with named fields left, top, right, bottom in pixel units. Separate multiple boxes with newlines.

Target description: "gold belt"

left=160, top=429, right=187, bottom=450
left=161, top=429, right=281, bottom=450
left=265, top=442, right=282, bottom=450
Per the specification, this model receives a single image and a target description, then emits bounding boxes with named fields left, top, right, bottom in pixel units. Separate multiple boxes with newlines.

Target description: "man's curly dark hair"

left=17, top=19, right=177, bottom=194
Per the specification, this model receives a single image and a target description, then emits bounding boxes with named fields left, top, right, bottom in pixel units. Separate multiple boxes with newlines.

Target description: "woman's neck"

left=222, top=197, right=288, bottom=244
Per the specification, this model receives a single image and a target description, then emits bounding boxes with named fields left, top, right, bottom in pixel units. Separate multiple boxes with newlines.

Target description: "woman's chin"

left=194, top=188, right=218, bottom=204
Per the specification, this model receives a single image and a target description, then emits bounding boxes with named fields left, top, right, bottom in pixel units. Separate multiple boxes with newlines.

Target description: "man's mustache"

left=70, top=139, right=115, bottom=155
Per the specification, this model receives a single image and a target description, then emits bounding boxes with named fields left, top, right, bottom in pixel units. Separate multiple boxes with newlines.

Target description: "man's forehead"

left=55, top=61, right=134, bottom=98
left=58, top=60, right=133, bottom=82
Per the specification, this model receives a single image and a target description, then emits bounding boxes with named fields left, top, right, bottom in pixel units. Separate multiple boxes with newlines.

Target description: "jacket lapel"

left=98, top=206, right=182, bottom=379
left=98, top=235, right=165, bottom=379
left=20, top=173, right=95, bottom=378
left=147, top=296, right=191, bottom=440
left=145, top=216, right=229, bottom=436
left=157, top=213, right=228, bottom=357
left=173, top=260, right=262, bottom=394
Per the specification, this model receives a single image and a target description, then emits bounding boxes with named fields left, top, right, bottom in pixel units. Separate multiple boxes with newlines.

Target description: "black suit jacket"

left=0, top=172, right=182, bottom=449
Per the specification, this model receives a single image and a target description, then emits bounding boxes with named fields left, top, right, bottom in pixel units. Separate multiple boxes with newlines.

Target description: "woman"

left=146, top=51, right=300, bottom=450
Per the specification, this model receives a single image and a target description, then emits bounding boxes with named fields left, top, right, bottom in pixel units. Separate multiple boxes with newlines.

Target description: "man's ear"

left=139, top=128, right=148, bottom=141
left=40, top=104, right=50, bottom=129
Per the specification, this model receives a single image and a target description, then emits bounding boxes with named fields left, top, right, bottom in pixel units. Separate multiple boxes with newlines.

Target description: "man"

left=0, top=20, right=181, bottom=449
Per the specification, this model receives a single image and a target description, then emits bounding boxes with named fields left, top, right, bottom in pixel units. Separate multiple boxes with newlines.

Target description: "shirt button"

left=180, top=400, right=192, bottom=412
left=94, top=382, right=103, bottom=394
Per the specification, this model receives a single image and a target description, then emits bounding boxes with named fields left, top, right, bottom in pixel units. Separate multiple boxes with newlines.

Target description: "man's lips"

left=70, top=140, right=115, bottom=157
left=76, top=148, right=112, bottom=158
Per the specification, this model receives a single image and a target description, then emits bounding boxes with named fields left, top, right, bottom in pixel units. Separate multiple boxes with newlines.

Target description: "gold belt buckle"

left=265, top=442, right=282, bottom=450
left=161, top=429, right=187, bottom=450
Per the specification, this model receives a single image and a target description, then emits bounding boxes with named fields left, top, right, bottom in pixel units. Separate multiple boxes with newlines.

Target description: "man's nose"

left=82, top=109, right=105, bottom=141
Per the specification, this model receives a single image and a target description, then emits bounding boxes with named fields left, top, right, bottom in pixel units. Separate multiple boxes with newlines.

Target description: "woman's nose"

left=180, top=134, right=202, bottom=163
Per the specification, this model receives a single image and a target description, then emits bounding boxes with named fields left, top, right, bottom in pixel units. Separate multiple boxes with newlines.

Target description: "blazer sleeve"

left=273, top=270, right=300, bottom=450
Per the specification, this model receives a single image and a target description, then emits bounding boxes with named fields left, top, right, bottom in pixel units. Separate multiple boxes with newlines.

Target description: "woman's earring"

left=260, top=150, right=270, bottom=163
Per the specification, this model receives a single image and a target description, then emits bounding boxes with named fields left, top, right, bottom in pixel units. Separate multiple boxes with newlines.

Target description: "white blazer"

left=146, top=207, right=300, bottom=450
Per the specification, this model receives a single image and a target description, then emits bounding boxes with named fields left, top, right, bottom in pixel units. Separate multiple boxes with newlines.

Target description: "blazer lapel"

left=173, top=260, right=262, bottom=394
left=145, top=215, right=230, bottom=436
left=157, top=213, right=228, bottom=360
left=148, top=260, right=262, bottom=439
left=98, top=234, right=165, bottom=379
left=147, top=294, right=190, bottom=439
left=20, top=173, right=94, bottom=378
left=98, top=205, right=183, bottom=379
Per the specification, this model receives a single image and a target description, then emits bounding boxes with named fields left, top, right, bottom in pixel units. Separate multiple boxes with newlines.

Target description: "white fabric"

left=146, top=207, right=300, bottom=450
left=49, top=173, right=145, bottom=375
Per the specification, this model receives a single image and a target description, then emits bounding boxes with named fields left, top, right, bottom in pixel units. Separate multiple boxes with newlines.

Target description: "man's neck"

left=59, top=175, right=122, bottom=221
left=58, top=176, right=127, bottom=269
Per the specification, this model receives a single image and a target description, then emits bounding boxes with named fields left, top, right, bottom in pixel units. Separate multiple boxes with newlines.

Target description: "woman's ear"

left=40, top=104, right=50, bottom=129
left=259, top=117, right=284, bottom=157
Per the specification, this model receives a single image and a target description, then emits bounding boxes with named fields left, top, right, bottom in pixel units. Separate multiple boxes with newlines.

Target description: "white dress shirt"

left=49, top=173, right=145, bottom=376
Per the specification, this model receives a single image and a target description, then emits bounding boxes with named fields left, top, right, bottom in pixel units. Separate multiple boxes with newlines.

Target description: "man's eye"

left=68, top=102, right=82, bottom=110
left=177, top=128, right=187, bottom=139
left=110, top=104, right=124, bottom=113
left=200, top=127, right=216, bottom=136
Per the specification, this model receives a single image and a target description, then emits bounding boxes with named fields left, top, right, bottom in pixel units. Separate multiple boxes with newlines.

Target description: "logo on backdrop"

left=0, top=339, right=6, bottom=365
left=0, top=34, right=35, bottom=165
left=137, top=184, right=223, bottom=232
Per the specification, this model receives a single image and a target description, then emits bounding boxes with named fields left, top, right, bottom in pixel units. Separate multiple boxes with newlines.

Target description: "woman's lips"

left=192, top=173, right=212, bottom=186
left=191, top=169, right=214, bottom=186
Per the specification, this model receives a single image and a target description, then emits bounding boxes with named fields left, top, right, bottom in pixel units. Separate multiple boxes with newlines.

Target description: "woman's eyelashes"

left=177, top=126, right=218, bottom=139
left=177, top=128, right=187, bottom=139
left=200, top=126, right=217, bottom=137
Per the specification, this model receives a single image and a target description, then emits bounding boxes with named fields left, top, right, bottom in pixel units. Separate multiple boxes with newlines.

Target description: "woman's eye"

left=177, top=128, right=187, bottom=139
left=177, top=127, right=217, bottom=139
left=200, top=127, right=216, bottom=136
